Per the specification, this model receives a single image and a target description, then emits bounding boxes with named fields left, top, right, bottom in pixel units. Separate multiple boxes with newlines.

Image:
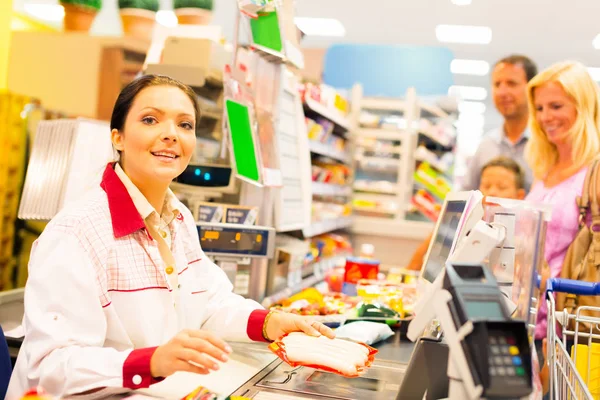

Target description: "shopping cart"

left=546, top=278, right=600, bottom=400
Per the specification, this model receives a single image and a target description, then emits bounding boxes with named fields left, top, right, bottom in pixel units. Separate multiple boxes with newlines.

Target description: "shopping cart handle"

left=546, top=278, right=600, bottom=296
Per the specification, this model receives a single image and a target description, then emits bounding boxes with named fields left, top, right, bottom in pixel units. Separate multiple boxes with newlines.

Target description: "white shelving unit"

left=301, top=84, right=355, bottom=239
left=348, top=84, right=457, bottom=240
left=308, top=140, right=351, bottom=164
left=312, top=182, right=353, bottom=197
left=304, top=96, right=352, bottom=132
left=302, top=217, right=353, bottom=238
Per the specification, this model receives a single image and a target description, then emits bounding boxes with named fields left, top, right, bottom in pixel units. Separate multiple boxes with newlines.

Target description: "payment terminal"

left=404, top=262, right=532, bottom=400
left=444, top=263, right=532, bottom=399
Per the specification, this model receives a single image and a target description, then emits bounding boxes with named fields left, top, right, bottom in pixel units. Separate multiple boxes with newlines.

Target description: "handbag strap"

left=578, top=158, right=600, bottom=225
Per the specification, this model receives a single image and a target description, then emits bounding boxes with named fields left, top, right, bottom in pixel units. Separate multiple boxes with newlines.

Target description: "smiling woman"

left=7, top=74, right=335, bottom=399
left=524, top=61, right=600, bottom=356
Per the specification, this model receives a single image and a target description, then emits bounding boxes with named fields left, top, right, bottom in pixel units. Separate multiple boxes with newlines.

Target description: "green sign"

left=225, top=99, right=261, bottom=184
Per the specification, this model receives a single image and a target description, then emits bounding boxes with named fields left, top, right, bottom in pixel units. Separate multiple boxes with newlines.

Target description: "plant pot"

left=61, top=2, right=98, bottom=32
left=174, top=7, right=212, bottom=25
left=120, top=8, right=156, bottom=41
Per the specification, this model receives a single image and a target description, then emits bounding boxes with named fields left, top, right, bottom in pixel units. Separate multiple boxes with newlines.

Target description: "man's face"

left=491, top=62, right=529, bottom=120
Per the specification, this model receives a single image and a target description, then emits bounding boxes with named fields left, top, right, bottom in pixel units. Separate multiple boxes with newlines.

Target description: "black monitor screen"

left=422, top=200, right=467, bottom=283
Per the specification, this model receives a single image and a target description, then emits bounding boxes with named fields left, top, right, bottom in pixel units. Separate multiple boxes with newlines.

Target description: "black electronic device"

left=444, top=263, right=532, bottom=399
left=176, top=164, right=232, bottom=188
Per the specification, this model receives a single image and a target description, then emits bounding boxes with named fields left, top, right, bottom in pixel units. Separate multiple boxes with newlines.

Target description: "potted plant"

left=173, top=0, right=213, bottom=25
left=60, top=0, right=101, bottom=32
left=118, top=0, right=159, bottom=41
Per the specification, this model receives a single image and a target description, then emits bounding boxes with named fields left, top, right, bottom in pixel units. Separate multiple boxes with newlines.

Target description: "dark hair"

left=110, top=74, right=201, bottom=132
left=481, top=156, right=525, bottom=190
left=494, top=55, right=538, bottom=82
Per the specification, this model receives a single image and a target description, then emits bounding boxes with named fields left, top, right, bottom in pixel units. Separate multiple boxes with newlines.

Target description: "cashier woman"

left=7, top=75, right=335, bottom=399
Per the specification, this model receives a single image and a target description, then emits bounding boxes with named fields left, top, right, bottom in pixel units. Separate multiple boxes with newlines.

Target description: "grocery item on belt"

left=269, top=332, right=377, bottom=377
left=334, top=321, right=394, bottom=345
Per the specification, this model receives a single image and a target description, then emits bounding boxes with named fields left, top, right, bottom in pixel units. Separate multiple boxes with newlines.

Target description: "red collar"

left=100, top=162, right=146, bottom=238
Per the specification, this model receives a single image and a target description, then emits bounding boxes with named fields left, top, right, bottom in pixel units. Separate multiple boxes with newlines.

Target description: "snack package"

left=334, top=321, right=394, bottom=345
left=269, top=332, right=377, bottom=378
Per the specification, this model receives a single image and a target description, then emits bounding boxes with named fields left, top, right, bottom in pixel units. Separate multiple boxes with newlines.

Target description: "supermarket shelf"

left=419, top=127, right=452, bottom=149
left=361, top=98, right=406, bottom=111
left=303, top=217, right=353, bottom=238
left=309, top=141, right=351, bottom=164
left=249, top=44, right=286, bottom=64
left=419, top=101, right=449, bottom=119
left=312, top=182, right=353, bottom=197
left=352, top=216, right=433, bottom=240
left=262, top=274, right=322, bottom=308
left=356, top=128, right=407, bottom=141
left=354, top=193, right=399, bottom=202
left=304, top=97, right=352, bottom=132
left=353, top=206, right=398, bottom=216
left=261, top=254, right=348, bottom=308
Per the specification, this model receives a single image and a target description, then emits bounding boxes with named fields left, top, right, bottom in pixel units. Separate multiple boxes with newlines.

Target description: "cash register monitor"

left=420, top=192, right=471, bottom=284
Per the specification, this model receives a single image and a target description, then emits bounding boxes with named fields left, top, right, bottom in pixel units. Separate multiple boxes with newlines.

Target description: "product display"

left=269, top=332, right=377, bottom=377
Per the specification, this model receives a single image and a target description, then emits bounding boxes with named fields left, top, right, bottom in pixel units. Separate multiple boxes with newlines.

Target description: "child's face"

left=479, top=166, right=526, bottom=200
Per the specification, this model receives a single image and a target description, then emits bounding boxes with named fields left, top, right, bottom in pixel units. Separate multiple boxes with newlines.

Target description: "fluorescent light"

left=588, top=67, right=600, bottom=81
left=24, top=3, right=64, bottom=22
left=451, top=59, right=490, bottom=76
left=593, top=34, right=600, bottom=49
left=449, top=85, right=488, bottom=101
left=295, top=17, right=346, bottom=37
left=458, top=101, right=486, bottom=114
left=156, top=10, right=177, bottom=27
left=451, top=0, right=472, bottom=4
left=436, top=24, right=492, bottom=44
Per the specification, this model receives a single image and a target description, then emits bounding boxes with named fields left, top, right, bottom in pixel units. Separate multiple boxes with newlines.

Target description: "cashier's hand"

left=150, top=329, right=232, bottom=378
left=264, top=312, right=336, bottom=342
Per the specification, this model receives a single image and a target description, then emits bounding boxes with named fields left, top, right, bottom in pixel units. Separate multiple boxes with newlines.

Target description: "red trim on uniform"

left=100, top=163, right=146, bottom=238
left=247, top=309, right=270, bottom=342
left=187, top=259, right=202, bottom=265
left=178, top=267, right=189, bottom=275
left=108, top=286, right=170, bottom=293
left=102, top=302, right=112, bottom=308
left=191, top=290, right=207, bottom=295
left=177, top=213, right=184, bottom=221
left=122, top=347, right=164, bottom=389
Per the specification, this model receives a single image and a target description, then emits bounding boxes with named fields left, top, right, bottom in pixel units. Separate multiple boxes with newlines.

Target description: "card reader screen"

left=465, top=300, right=504, bottom=319
left=422, top=200, right=467, bottom=283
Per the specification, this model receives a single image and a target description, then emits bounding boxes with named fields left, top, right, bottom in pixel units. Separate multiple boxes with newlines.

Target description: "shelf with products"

left=308, top=140, right=351, bottom=164
left=349, top=85, right=418, bottom=230
left=302, top=216, right=353, bottom=238
left=300, top=82, right=352, bottom=134
left=352, top=216, right=433, bottom=240
left=312, top=182, right=353, bottom=197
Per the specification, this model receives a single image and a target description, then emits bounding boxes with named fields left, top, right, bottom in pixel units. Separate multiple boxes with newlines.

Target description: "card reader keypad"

left=488, top=333, right=526, bottom=378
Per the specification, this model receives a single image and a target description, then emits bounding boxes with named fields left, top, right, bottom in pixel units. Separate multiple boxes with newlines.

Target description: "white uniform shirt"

left=7, top=163, right=268, bottom=399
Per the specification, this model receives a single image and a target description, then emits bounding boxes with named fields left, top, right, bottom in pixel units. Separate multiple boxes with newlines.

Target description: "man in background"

left=462, top=54, right=538, bottom=192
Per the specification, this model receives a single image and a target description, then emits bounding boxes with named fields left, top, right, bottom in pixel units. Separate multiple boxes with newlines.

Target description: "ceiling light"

left=448, top=85, right=488, bottom=101
left=156, top=10, right=177, bottom=27
left=458, top=101, right=486, bottom=114
left=451, top=59, right=490, bottom=76
left=24, top=3, right=65, bottom=22
left=436, top=24, right=492, bottom=44
left=593, top=34, right=600, bottom=49
left=295, top=17, right=346, bottom=37
left=451, top=0, right=472, bottom=4
left=588, top=67, right=600, bottom=81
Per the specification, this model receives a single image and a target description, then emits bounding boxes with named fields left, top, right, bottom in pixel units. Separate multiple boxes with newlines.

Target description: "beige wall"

left=301, top=48, right=327, bottom=83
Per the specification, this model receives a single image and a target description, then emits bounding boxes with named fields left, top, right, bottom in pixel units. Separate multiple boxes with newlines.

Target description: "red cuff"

left=247, top=309, right=270, bottom=342
left=123, top=347, right=164, bottom=389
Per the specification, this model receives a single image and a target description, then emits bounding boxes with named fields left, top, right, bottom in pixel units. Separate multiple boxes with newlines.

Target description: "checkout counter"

left=0, top=192, right=548, bottom=400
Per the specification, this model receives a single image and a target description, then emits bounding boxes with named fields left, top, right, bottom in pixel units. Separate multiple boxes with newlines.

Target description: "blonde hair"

left=525, top=61, right=600, bottom=180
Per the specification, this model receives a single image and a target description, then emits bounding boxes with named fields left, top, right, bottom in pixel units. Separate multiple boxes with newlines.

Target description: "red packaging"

left=268, top=333, right=378, bottom=378
left=344, top=257, right=380, bottom=284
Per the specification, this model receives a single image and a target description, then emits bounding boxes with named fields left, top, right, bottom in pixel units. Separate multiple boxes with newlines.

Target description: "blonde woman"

left=525, top=61, right=600, bottom=352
